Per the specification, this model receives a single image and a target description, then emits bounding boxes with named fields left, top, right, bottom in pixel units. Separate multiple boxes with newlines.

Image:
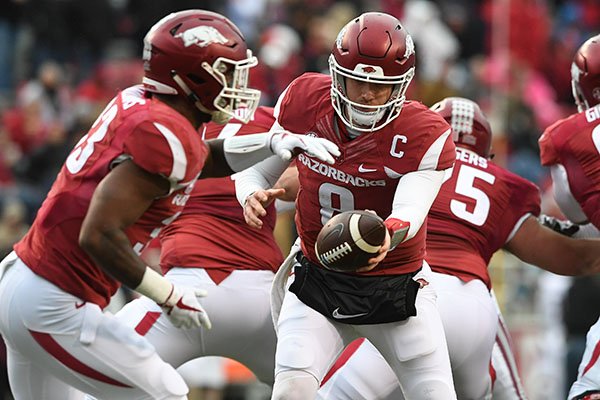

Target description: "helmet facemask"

left=173, top=50, right=260, bottom=124
left=329, top=54, right=415, bottom=132
left=141, top=10, right=261, bottom=125
left=208, top=51, right=261, bottom=123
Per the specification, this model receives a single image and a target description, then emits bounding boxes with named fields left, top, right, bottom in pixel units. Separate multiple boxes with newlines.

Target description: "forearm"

left=575, top=238, right=600, bottom=275
left=507, top=217, right=600, bottom=276
left=202, top=133, right=277, bottom=178
left=386, top=168, right=447, bottom=245
left=234, top=155, right=290, bottom=206
left=80, top=227, right=175, bottom=304
left=79, top=227, right=147, bottom=289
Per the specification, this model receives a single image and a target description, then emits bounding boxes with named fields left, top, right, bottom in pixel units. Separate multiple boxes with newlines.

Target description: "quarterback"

left=238, top=12, right=457, bottom=400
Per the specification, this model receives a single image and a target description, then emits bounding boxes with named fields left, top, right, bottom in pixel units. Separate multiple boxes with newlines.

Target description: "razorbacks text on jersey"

left=277, top=73, right=455, bottom=275
left=539, top=104, right=600, bottom=228
left=14, top=85, right=208, bottom=308
left=426, top=147, right=541, bottom=287
left=159, top=107, right=284, bottom=283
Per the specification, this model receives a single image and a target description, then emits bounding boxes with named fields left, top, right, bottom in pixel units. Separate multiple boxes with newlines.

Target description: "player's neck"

left=335, top=117, right=360, bottom=142
left=154, top=93, right=211, bottom=129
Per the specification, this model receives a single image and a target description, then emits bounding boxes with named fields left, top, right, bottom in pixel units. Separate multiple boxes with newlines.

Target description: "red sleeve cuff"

left=384, top=218, right=410, bottom=248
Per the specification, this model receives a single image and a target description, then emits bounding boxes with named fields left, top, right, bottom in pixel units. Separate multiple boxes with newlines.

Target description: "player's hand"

left=243, top=188, right=286, bottom=229
left=270, top=132, right=340, bottom=164
left=539, top=214, right=580, bottom=237
left=357, top=229, right=391, bottom=273
left=159, top=285, right=212, bottom=330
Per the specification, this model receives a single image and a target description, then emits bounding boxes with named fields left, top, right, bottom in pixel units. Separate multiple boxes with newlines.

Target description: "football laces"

left=318, top=242, right=352, bottom=266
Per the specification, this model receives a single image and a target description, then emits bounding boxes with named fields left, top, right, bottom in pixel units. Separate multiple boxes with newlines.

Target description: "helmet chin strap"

left=345, top=104, right=386, bottom=131
left=210, top=111, right=232, bottom=124
left=172, top=73, right=231, bottom=124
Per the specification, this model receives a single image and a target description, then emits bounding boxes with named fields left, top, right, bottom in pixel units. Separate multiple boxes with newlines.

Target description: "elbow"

left=78, top=226, right=104, bottom=259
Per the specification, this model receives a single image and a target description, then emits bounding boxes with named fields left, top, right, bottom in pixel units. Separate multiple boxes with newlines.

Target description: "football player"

left=237, top=12, right=459, bottom=400
left=538, top=33, right=600, bottom=400
left=315, top=96, right=600, bottom=400
left=0, top=10, right=339, bottom=400
left=113, top=106, right=287, bottom=387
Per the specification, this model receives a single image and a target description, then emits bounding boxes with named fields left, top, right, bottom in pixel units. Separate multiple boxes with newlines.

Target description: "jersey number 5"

left=450, top=165, right=495, bottom=226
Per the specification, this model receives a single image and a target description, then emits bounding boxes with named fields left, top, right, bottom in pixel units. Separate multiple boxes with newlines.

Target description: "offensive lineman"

left=0, top=10, right=338, bottom=400
left=538, top=34, right=600, bottom=400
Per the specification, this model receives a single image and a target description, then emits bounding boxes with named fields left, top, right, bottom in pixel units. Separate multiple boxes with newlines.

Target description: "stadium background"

left=0, top=0, right=598, bottom=398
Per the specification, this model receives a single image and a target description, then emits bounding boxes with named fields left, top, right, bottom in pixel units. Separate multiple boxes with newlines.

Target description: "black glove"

left=539, top=214, right=580, bottom=237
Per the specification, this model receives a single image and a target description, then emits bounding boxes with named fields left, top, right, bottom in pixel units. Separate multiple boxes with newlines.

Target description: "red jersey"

left=277, top=73, right=455, bottom=275
left=14, top=86, right=208, bottom=308
left=539, top=105, right=600, bottom=227
left=426, top=148, right=541, bottom=287
left=159, top=107, right=284, bottom=280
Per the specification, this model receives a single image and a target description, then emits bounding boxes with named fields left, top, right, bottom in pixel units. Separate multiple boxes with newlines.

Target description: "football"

left=314, top=210, right=387, bottom=272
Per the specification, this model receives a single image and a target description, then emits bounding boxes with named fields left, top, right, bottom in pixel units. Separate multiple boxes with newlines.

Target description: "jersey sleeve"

left=203, top=106, right=276, bottom=140
left=412, top=107, right=455, bottom=172
left=122, top=120, right=203, bottom=186
left=505, top=175, right=542, bottom=242
left=417, top=127, right=455, bottom=171
left=435, top=129, right=456, bottom=170
left=276, top=73, right=330, bottom=134
left=539, top=127, right=560, bottom=166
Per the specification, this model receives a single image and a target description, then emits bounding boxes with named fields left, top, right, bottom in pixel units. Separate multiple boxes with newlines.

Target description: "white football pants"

left=0, top=255, right=188, bottom=400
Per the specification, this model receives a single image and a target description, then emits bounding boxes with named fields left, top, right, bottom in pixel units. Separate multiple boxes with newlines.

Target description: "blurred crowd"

left=0, top=0, right=598, bottom=399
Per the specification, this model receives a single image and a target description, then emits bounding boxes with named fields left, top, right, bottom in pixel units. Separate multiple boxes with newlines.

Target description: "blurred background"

left=0, top=0, right=598, bottom=399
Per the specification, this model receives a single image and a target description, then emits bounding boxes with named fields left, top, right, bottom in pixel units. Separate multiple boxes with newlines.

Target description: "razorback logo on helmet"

left=593, top=87, right=600, bottom=101
left=356, top=64, right=384, bottom=76
left=175, top=26, right=228, bottom=48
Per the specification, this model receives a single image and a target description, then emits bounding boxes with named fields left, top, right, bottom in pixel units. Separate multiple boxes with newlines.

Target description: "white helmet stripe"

left=153, top=122, right=187, bottom=181
left=450, top=98, right=475, bottom=134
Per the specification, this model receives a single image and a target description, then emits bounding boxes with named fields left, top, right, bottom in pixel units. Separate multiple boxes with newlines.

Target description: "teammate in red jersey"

left=539, top=34, right=600, bottom=400
left=238, top=12, right=459, bottom=400
left=313, top=97, right=600, bottom=400
left=113, top=106, right=286, bottom=386
left=0, top=10, right=339, bottom=400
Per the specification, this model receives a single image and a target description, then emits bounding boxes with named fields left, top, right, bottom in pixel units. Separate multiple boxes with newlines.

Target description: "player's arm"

left=197, top=131, right=339, bottom=178
left=370, top=124, right=454, bottom=267
left=79, top=160, right=211, bottom=329
left=504, top=215, right=600, bottom=275
left=273, top=165, right=299, bottom=201
left=367, top=167, right=449, bottom=268
left=234, top=155, right=291, bottom=228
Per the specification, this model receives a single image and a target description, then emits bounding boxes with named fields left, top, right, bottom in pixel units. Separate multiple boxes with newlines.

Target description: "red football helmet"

left=142, top=10, right=260, bottom=123
left=329, top=12, right=415, bottom=132
left=572, top=34, right=600, bottom=112
left=431, top=97, right=492, bottom=158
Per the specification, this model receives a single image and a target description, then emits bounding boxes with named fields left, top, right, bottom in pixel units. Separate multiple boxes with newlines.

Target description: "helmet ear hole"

left=187, top=74, right=205, bottom=85
left=169, top=24, right=183, bottom=36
